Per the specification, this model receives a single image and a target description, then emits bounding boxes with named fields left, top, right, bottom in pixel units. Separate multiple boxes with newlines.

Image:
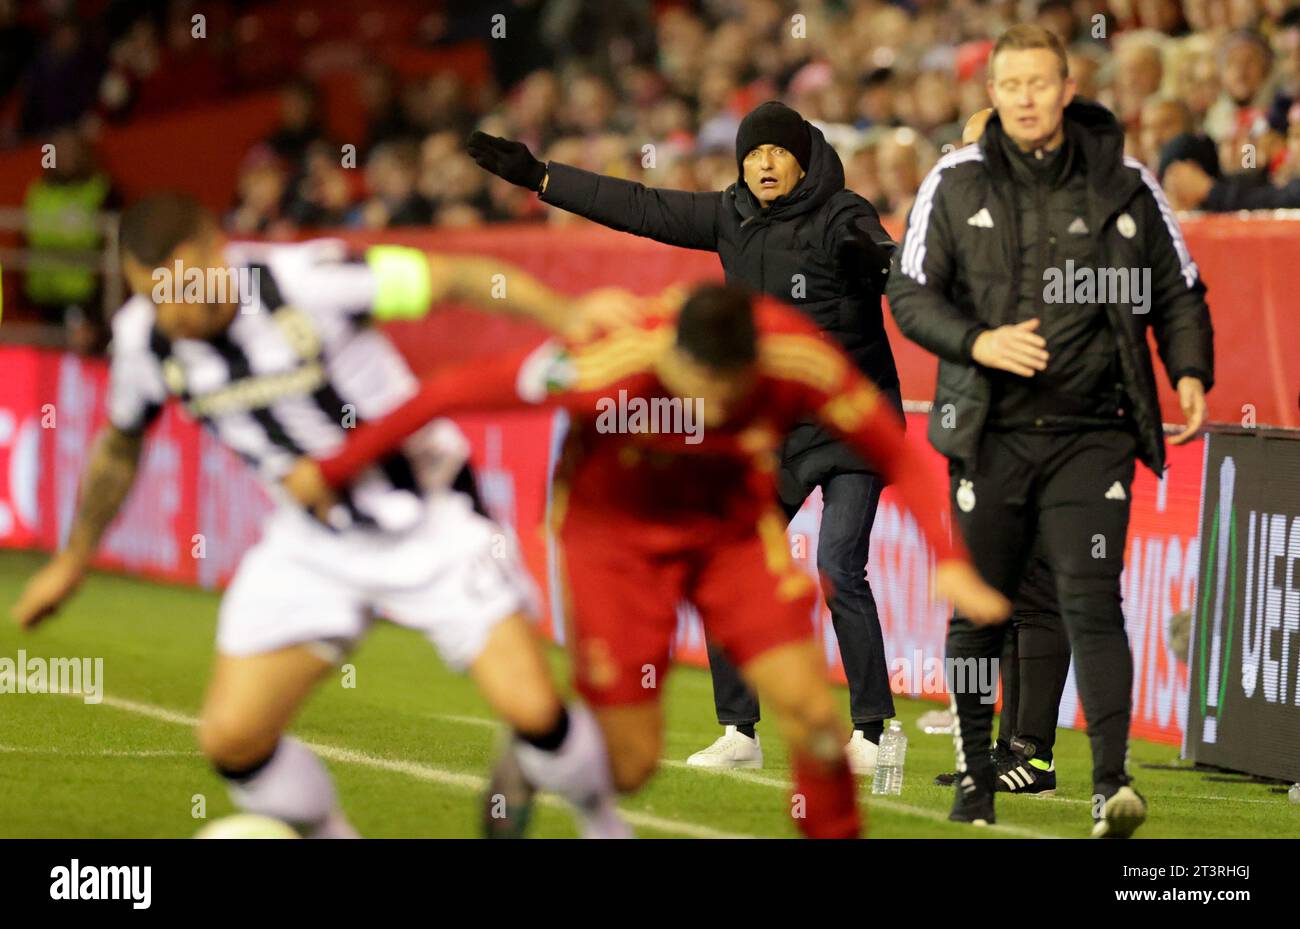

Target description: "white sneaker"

left=685, top=725, right=763, bottom=769
left=845, top=730, right=879, bottom=776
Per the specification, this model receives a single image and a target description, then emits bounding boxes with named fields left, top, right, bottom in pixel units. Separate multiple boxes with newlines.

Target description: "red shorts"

left=559, top=512, right=818, bottom=708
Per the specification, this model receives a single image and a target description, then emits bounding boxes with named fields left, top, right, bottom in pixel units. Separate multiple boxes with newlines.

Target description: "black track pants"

left=997, top=547, right=1072, bottom=756
left=947, top=428, right=1136, bottom=795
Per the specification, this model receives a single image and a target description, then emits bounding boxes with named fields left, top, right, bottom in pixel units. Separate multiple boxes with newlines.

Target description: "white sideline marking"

left=0, top=745, right=193, bottom=758
left=435, top=712, right=1285, bottom=817
left=992, top=789, right=1281, bottom=807
left=431, top=712, right=711, bottom=745
left=94, top=698, right=1277, bottom=834
left=93, top=695, right=748, bottom=840
left=1177, top=795, right=1277, bottom=805
left=436, top=710, right=1053, bottom=836
left=1010, top=794, right=1087, bottom=805
left=440, top=710, right=1052, bottom=836
left=430, top=713, right=500, bottom=729
left=659, top=760, right=1057, bottom=839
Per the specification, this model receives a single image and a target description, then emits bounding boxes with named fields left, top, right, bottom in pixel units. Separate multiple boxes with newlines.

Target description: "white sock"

left=224, top=738, right=359, bottom=839
left=513, top=703, right=631, bottom=838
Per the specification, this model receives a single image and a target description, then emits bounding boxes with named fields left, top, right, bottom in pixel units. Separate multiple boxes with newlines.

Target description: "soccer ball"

left=194, top=814, right=300, bottom=839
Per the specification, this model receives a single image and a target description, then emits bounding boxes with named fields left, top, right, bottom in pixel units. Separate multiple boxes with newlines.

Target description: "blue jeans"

left=706, top=463, right=894, bottom=727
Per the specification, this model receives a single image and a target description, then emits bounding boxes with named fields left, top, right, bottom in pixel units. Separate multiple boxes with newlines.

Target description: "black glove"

left=467, top=131, right=546, bottom=192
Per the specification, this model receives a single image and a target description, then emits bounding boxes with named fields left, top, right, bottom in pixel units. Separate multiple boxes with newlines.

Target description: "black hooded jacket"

left=539, top=122, right=900, bottom=471
left=886, top=99, right=1214, bottom=474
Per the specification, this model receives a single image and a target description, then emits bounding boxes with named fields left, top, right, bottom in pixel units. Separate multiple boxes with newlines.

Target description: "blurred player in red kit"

left=284, top=279, right=1010, bottom=839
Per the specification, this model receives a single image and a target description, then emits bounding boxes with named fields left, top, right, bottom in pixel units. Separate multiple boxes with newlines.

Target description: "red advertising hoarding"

left=0, top=345, right=1202, bottom=744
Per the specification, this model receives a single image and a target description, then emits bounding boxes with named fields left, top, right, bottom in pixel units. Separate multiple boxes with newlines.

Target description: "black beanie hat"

left=735, top=101, right=812, bottom=172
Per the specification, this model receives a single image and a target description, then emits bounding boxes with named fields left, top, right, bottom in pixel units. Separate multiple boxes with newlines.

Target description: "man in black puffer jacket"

left=888, top=25, right=1213, bottom=837
left=469, top=101, right=901, bottom=773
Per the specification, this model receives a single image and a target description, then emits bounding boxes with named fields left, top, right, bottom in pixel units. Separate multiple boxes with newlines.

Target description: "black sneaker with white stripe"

left=934, top=740, right=1010, bottom=787
left=948, top=766, right=996, bottom=826
left=995, top=736, right=1057, bottom=796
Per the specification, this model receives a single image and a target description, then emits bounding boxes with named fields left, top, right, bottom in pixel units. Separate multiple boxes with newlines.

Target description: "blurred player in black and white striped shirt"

left=12, top=192, right=630, bottom=838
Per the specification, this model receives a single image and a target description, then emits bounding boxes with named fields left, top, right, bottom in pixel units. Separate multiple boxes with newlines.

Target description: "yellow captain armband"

left=366, top=245, right=434, bottom=321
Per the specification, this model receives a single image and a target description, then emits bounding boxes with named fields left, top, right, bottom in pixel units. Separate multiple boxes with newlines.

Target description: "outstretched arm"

left=63, top=426, right=145, bottom=563
left=317, top=341, right=563, bottom=490
left=284, top=318, right=663, bottom=513
left=468, top=132, right=722, bottom=252
left=11, top=426, right=144, bottom=628
left=540, top=162, right=722, bottom=252
left=367, top=246, right=639, bottom=340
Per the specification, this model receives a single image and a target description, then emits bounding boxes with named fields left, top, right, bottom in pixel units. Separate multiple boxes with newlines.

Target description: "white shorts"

left=217, top=492, right=538, bottom=670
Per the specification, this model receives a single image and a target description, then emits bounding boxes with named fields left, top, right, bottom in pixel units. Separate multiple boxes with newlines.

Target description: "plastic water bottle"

left=871, top=720, right=907, bottom=795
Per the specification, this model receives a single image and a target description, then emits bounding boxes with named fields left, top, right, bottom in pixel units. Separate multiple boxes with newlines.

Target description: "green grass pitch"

left=0, top=550, right=1294, bottom=839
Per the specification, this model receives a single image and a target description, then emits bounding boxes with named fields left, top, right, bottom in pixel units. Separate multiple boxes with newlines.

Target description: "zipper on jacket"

left=1002, top=186, right=1022, bottom=328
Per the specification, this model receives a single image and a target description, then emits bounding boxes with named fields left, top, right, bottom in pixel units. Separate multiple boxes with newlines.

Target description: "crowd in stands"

left=223, top=0, right=1300, bottom=231
left=9, top=0, right=1300, bottom=332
